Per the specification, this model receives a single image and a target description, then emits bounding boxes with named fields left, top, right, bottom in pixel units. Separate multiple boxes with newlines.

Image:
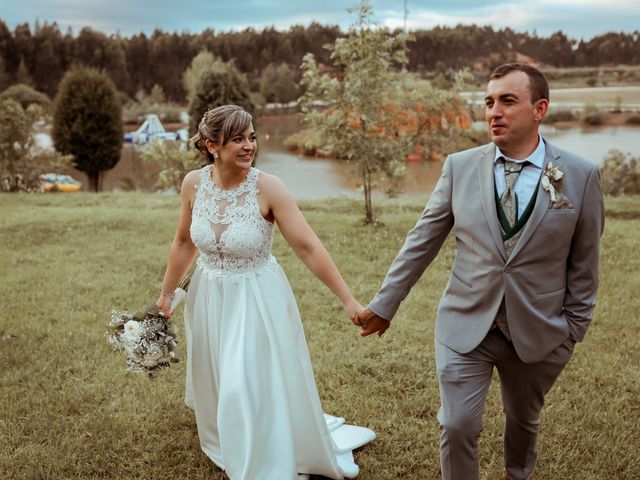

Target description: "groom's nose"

left=488, top=104, right=503, bottom=119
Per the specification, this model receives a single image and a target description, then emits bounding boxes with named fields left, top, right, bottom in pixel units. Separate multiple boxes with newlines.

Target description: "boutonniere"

left=541, top=162, right=564, bottom=202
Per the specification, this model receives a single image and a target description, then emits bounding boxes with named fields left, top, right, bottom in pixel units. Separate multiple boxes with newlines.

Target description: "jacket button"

left=504, top=266, right=511, bottom=273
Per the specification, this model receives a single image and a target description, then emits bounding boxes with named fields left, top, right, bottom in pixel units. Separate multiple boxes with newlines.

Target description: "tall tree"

left=0, top=56, right=8, bottom=91
left=188, top=62, right=254, bottom=135
left=0, top=20, right=19, bottom=79
left=13, top=23, right=34, bottom=78
left=301, top=1, right=470, bottom=223
left=259, top=63, right=298, bottom=103
left=124, top=33, right=151, bottom=96
left=52, top=67, right=122, bottom=192
left=15, top=57, right=32, bottom=85
left=0, top=98, right=32, bottom=190
left=104, top=38, right=130, bottom=92
left=32, top=23, right=64, bottom=96
left=182, top=50, right=223, bottom=104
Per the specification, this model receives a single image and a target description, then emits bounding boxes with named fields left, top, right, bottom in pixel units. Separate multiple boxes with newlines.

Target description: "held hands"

left=350, top=305, right=391, bottom=337
left=344, top=298, right=364, bottom=327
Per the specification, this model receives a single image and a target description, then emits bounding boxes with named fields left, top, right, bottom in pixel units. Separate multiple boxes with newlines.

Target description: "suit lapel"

left=506, top=139, right=560, bottom=263
left=477, top=144, right=507, bottom=262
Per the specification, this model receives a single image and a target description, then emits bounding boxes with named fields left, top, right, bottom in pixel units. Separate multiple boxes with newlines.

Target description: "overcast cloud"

left=1, top=0, right=638, bottom=39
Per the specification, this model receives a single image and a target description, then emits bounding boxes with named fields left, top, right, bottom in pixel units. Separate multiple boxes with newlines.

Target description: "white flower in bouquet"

left=123, top=320, right=142, bottom=339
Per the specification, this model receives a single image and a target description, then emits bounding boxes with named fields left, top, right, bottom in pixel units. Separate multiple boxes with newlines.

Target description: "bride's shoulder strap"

left=196, top=164, right=212, bottom=190
left=248, top=167, right=261, bottom=191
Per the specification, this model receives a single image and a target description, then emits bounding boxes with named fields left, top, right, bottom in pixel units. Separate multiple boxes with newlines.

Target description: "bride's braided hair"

left=191, top=105, right=253, bottom=164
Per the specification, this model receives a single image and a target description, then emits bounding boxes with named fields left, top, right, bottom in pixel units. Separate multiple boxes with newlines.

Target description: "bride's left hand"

left=344, top=298, right=364, bottom=327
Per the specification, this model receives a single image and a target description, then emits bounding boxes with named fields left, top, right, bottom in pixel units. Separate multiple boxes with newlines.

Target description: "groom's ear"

left=533, top=99, right=549, bottom=123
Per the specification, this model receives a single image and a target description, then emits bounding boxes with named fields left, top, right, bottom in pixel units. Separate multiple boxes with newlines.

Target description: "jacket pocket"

left=451, top=269, right=472, bottom=288
left=535, top=286, right=565, bottom=299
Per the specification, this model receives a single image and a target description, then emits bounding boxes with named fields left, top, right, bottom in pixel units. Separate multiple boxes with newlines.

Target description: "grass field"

left=1, top=193, right=639, bottom=480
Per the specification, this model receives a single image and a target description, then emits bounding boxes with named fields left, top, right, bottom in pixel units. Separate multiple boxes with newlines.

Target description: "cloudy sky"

left=1, top=0, right=639, bottom=39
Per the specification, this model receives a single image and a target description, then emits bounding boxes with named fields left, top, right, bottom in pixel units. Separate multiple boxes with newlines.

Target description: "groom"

left=356, top=63, right=604, bottom=480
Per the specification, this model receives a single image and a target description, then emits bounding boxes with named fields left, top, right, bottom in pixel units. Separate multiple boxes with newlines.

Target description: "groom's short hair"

left=490, top=63, right=550, bottom=104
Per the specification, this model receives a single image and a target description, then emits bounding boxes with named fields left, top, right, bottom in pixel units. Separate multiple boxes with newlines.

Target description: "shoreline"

left=548, top=112, right=640, bottom=128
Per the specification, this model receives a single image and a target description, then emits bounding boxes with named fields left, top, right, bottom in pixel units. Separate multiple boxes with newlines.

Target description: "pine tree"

left=15, top=57, right=32, bottom=85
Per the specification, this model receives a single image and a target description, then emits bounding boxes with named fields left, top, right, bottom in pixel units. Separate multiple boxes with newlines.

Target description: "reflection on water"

left=256, top=115, right=440, bottom=200
left=256, top=150, right=359, bottom=199
left=540, top=124, right=640, bottom=163
left=66, top=114, right=639, bottom=197
left=472, top=121, right=640, bottom=163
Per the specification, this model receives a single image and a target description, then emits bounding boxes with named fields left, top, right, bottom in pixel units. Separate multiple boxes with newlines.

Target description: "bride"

left=157, top=105, right=375, bottom=479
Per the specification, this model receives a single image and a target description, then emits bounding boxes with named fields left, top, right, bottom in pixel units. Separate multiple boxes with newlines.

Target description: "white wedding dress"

left=183, top=165, right=375, bottom=480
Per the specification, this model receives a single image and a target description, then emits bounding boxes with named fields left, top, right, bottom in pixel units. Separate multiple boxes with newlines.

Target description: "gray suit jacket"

left=369, top=139, right=605, bottom=363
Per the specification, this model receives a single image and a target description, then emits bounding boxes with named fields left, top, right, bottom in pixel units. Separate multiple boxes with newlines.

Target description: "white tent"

left=136, top=114, right=166, bottom=136
left=126, top=114, right=177, bottom=144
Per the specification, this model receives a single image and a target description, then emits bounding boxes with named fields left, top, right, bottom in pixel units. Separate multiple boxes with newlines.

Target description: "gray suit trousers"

left=435, top=329, right=575, bottom=480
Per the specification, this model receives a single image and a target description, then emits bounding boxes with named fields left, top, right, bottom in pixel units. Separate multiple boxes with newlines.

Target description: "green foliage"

left=140, top=140, right=202, bottom=192
left=116, top=90, right=132, bottom=106
left=582, top=103, right=604, bottom=125
left=3, top=22, right=640, bottom=104
left=300, top=0, right=470, bottom=222
left=122, top=101, right=183, bottom=125
left=15, top=56, right=32, bottom=85
left=187, top=63, right=254, bottom=135
left=300, top=1, right=411, bottom=222
left=259, top=63, right=298, bottom=103
left=3, top=20, right=640, bottom=104
left=0, top=98, right=71, bottom=191
left=0, top=83, right=51, bottom=110
left=283, top=128, right=325, bottom=156
left=122, top=86, right=183, bottom=125
left=0, top=55, right=8, bottom=91
left=182, top=51, right=224, bottom=105
left=122, top=85, right=182, bottom=125
left=600, top=149, right=640, bottom=196
left=0, top=98, right=33, bottom=190
left=148, top=84, right=166, bottom=104
left=52, top=67, right=123, bottom=192
left=542, top=109, right=578, bottom=123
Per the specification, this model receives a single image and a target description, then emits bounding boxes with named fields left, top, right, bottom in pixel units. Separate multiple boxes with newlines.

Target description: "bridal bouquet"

left=106, top=276, right=190, bottom=379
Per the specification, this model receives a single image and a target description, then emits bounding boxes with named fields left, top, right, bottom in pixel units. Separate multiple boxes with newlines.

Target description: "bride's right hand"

left=156, top=293, right=173, bottom=319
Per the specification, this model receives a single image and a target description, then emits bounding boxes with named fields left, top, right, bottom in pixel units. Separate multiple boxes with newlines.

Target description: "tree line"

left=1, top=19, right=639, bottom=102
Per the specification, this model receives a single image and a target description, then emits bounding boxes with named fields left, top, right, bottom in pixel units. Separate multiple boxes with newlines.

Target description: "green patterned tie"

left=501, top=159, right=525, bottom=228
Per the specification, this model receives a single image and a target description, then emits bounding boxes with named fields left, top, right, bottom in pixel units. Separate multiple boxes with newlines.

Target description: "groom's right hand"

left=358, top=308, right=390, bottom=337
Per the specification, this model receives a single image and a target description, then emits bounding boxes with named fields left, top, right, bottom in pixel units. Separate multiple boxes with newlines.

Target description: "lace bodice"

left=190, top=165, right=274, bottom=274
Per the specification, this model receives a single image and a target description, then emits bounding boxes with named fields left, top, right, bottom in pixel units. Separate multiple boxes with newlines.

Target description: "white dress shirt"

left=494, top=135, right=545, bottom=220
